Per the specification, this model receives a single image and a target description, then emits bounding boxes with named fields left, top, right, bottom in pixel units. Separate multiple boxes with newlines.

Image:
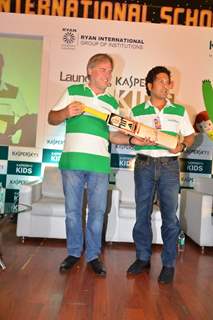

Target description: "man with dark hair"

left=48, top=53, right=144, bottom=276
left=127, top=66, right=195, bottom=284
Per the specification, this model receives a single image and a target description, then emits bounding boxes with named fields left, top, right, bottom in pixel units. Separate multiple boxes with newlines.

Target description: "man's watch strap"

left=129, top=136, right=135, bottom=147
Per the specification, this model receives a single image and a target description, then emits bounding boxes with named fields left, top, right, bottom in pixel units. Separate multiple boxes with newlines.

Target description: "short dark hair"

left=87, top=53, right=113, bottom=78
left=145, top=66, right=171, bottom=96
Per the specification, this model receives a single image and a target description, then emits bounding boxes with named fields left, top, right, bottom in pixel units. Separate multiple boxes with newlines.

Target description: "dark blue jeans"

left=133, top=155, right=180, bottom=267
left=61, top=170, right=109, bottom=262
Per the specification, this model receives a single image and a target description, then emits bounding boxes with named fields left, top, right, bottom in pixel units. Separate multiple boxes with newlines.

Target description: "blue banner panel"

left=0, top=146, right=8, bottom=160
left=42, top=149, right=62, bottom=163
left=111, top=154, right=135, bottom=169
left=0, top=174, right=7, bottom=188
left=179, top=158, right=212, bottom=174
left=7, top=161, right=41, bottom=176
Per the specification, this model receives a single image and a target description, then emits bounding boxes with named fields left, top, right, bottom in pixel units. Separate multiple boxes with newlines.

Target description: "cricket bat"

left=83, top=106, right=178, bottom=149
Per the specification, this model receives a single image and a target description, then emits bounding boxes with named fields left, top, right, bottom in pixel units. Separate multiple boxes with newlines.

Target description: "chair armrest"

left=105, top=188, right=120, bottom=241
left=19, top=180, right=42, bottom=206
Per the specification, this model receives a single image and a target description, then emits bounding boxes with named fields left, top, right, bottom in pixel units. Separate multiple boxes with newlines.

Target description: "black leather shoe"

left=127, top=259, right=150, bottom=275
left=59, top=255, right=79, bottom=272
left=89, top=258, right=106, bottom=277
left=158, top=266, right=174, bottom=284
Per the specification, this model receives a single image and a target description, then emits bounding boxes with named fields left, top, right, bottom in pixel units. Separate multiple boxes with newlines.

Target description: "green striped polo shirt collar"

left=144, top=99, right=175, bottom=110
left=84, top=83, right=111, bottom=98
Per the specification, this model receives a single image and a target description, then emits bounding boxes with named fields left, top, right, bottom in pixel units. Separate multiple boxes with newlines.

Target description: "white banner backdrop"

left=0, top=13, right=212, bottom=200
left=1, top=13, right=212, bottom=146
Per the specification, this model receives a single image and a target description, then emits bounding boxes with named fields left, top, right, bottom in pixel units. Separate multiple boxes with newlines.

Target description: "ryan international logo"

left=63, top=30, right=75, bottom=44
left=79, top=34, right=144, bottom=50
left=62, top=28, right=78, bottom=49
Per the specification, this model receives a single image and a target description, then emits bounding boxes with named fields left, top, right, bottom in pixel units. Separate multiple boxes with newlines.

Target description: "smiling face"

left=148, top=72, right=172, bottom=100
left=88, top=59, right=113, bottom=95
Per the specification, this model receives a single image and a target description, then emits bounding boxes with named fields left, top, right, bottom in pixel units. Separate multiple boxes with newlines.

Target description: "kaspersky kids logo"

left=42, top=149, right=62, bottom=163
left=7, top=161, right=41, bottom=176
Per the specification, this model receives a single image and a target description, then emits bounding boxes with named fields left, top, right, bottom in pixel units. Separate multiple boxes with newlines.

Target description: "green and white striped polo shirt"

left=52, top=84, right=119, bottom=173
left=131, top=100, right=194, bottom=157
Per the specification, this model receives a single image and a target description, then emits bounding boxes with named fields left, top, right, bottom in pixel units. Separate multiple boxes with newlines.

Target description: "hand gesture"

left=65, top=101, right=84, bottom=119
left=169, top=142, right=183, bottom=154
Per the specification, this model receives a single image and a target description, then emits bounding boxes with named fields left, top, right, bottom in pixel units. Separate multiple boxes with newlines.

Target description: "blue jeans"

left=61, top=170, right=109, bottom=262
left=133, top=156, right=180, bottom=267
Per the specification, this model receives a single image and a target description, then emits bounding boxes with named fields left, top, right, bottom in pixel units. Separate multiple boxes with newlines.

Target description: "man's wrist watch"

left=129, top=136, right=135, bottom=147
left=180, top=142, right=187, bottom=152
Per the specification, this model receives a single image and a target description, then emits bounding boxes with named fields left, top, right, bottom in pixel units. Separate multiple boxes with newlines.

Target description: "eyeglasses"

left=93, top=67, right=112, bottom=74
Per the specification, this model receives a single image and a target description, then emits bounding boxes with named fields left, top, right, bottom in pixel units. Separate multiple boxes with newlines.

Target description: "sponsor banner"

left=0, top=1, right=212, bottom=28
left=78, top=34, right=144, bottom=51
left=44, top=140, right=64, bottom=149
left=182, top=148, right=212, bottom=161
left=180, top=134, right=213, bottom=160
left=111, top=154, right=135, bottom=170
left=0, top=146, right=8, bottom=160
left=5, top=188, right=19, bottom=204
left=8, top=146, right=43, bottom=162
left=180, top=172, right=211, bottom=189
left=4, top=188, right=21, bottom=213
left=0, top=13, right=212, bottom=200
left=179, top=158, right=212, bottom=175
left=179, top=133, right=213, bottom=187
left=6, top=174, right=40, bottom=189
left=0, top=174, right=7, bottom=188
left=44, top=132, right=65, bottom=149
left=41, top=17, right=213, bottom=147
left=1, top=14, right=213, bottom=151
left=7, top=161, right=41, bottom=176
left=0, top=160, right=7, bottom=174
left=42, top=149, right=62, bottom=163
left=111, top=144, right=136, bottom=155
